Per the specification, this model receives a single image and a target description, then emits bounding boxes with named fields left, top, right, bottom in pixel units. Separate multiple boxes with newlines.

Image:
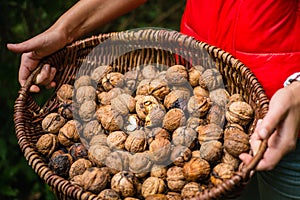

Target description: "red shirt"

left=181, top=0, right=300, bottom=99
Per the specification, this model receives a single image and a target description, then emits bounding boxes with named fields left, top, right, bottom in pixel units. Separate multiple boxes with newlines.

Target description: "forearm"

left=51, top=0, right=147, bottom=44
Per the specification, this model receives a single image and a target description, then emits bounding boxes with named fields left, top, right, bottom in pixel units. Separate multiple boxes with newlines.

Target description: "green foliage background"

left=0, top=1, right=185, bottom=199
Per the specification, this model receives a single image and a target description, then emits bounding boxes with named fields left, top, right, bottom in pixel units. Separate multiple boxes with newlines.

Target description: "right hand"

left=7, top=28, right=68, bottom=92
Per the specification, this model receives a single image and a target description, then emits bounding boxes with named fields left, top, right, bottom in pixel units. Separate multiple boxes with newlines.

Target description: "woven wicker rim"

left=14, top=28, right=269, bottom=200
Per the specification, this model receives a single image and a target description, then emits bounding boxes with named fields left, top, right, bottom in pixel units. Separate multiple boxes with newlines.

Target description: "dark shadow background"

left=0, top=1, right=185, bottom=199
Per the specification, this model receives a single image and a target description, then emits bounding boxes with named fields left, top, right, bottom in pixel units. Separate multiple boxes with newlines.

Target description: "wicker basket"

left=14, top=29, right=269, bottom=200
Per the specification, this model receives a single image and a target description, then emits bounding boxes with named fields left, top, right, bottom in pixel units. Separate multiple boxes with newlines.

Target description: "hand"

left=7, top=28, right=68, bottom=92
left=240, top=81, right=300, bottom=171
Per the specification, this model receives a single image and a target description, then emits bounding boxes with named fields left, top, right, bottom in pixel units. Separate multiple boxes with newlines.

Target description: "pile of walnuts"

left=36, top=64, right=254, bottom=199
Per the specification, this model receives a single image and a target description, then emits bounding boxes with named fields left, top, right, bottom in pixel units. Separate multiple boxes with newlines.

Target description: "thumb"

left=7, top=35, right=45, bottom=54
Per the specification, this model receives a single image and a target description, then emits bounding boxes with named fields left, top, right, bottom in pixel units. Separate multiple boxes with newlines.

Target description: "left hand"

left=240, top=81, right=300, bottom=171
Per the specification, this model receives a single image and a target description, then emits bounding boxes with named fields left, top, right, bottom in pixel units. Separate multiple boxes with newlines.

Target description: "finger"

left=29, top=85, right=41, bottom=93
left=18, top=52, right=40, bottom=86
left=7, top=34, right=46, bottom=54
left=35, top=64, right=51, bottom=85
left=239, top=153, right=253, bottom=166
left=45, top=67, right=57, bottom=89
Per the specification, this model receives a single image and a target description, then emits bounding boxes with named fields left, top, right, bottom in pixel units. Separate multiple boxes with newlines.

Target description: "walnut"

left=125, top=129, right=147, bottom=153
left=136, top=79, right=151, bottom=96
left=88, top=144, right=111, bottom=167
left=210, top=163, right=235, bottom=186
left=58, top=120, right=81, bottom=147
left=98, top=189, right=121, bottom=200
left=91, top=65, right=113, bottom=84
left=145, top=105, right=166, bottom=128
left=170, top=145, right=192, bottom=167
left=78, top=100, right=96, bottom=122
left=142, top=177, right=166, bottom=198
left=124, top=114, right=143, bottom=132
left=149, top=78, right=170, bottom=101
left=181, top=182, right=202, bottom=199
left=69, top=143, right=88, bottom=160
left=221, top=149, right=241, bottom=170
left=227, top=94, right=245, bottom=107
left=111, top=93, right=136, bottom=116
left=206, top=104, right=226, bottom=126
left=172, top=126, right=197, bottom=149
left=135, top=95, right=160, bottom=120
left=48, top=150, right=73, bottom=178
left=57, top=100, right=74, bottom=120
left=105, top=150, right=131, bottom=174
left=149, top=138, right=171, bottom=164
left=186, top=117, right=208, bottom=130
left=36, top=133, right=59, bottom=157
left=83, top=120, right=103, bottom=141
left=129, top=152, right=153, bottom=178
left=89, top=133, right=108, bottom=147
left=71, top=167, right=110, bottom=194
left=42, top=113, right=66, bottom=133
left=95, top=105, right=124, bottom=132
left=209, top=88, right=229, bottom=107
left=97, top=87, right=124, bottom=105
left=199, top=140, right=223, bottom=164
left=187, top=95, right=211, bottom=118
left=74, top=75, right=93, bottom=89
left=193, top=86, right=209, bottom=98
left=197, top=123, right=223, bottom=145
left=142, top=64, right=159, bottom=79
left=145, top=127, right=170, bottom=145
left=69, top=158, right=92, bottom=179
left=76, top=85, right=96, bottom=104
left=199, top=68, right=223, bottom=90
left=107, top=131, right=128, bottom=150
left=102, top=72, right=125, bottom=91
left=224, top=124, right=250, bottom=157
left=166, top=192, right=182, bottom=200
left=188, top=65, right=204, bottom=87
left=150, top=164, right=168, bottom=180
left=166, top=166, right=187, bottom=192
left=57, top=84, right=74, bottom=102
left=225, top=101, right=254, bottom=126
left=145, top=194, right=168, bottom=200
left=162, top=108, right=186, bottom=132
left=182, top=157, right=210, bottom=182
left=111, top=171, right=139, bottom=197
left=166, top=65, right=188, bottom=86
left=164, top=90, right=190, bottom=111
left=191, top=150, right=201, bottom=158
left=123, top=70, right=143, bottom=91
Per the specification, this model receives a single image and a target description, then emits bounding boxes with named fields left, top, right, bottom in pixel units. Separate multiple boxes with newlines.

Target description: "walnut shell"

left=83, top=120, right=103, bottom=141
left=123, top=70, right=143, bottom=91
left=36, top=133, right=59, bottom=157
left=221, top=149, right=241, bottom=170
left=145, top=127, right=170, bottom=145
left=69, top=143, right=88, bottom=160
left=88, top=144, right=111, bottom=167
left=181, top=182, right=202, bottom=199
left=57, top=84, right=74, bottom=102
left=107, top=131, right=128, bottom=150
left=58, top=120, right=81, bottom=147
left=224, top=125, right=250, bottom=157
left=182, top=157, right=210, bottom=182
left=209, top=88, right=229, bottom=107
left=111, top=93, right=136, bottom=116
left=145, top=194, right=168, bottom=200
left=91, top=65, right=113, bottom=84
left=89, top=133, right=108, bottom=147
left=95, top=105, right=124, bottom=132
left=48, top=150, right=73, bottom=178
left=69, top=158, right=92, bottom=179
left=145, top=105, right=166, bottom=128
left=124, top=114, right=143, bottom=132
left=76, top=86, right=96, bottom=104
left=199, top=68, right=223, bottom=90
left=135, top=95, right=160, bottom=120
left=42, top=113, right=66, bottom=133
left=57, top=100, right=74, bottom=120
left=105, top=150, right=131, bottom=174
left=78, top=100, right=96, bottom=122
left=111, top=171, right=139, bottom=197
left=98, top=189, right=121, bottom=200
left=149, top=78, right=170, bottom=101
left=197, top=123, right=223, bottom=145
left=142, top=177, right=166, bottom=198
left=102, top=72, right=125, bottom=91
left=199, top=140, right=223, bottom=164
left=149, top=138, right=171, bottom=164
left=226, top=101, right=254, bottom=126
left=166, top=192, right=182, bottom=200
left=193, top=86, right=209, bottom=98
left=166, top=166, right=187, bottom=192
left=206, top=104, right=226, bottom=127
left=210, top=163, right=235, bottom=186
left=188, top=65, right=204, bottom=87
left=150, top=164, right=168, bottom=180
left=187, top=96, right=211, bottom=118
left=97, top=87, right=124, bottom=105
left=129, top=152, right=153, bottom=178
left=172, top=126, right=198, bottom=149
left=166, top=65, right=188, bottom=86
left=125, top=129, right=147, bottom=153
left=164, top=90, right=190, bottom=111
left=142, top=64, right=159, bottom=79
left=162, top=108, right=186, bottom=132
left=74, top=75, right=93, bottom=89
left=170, top=145, right=192, bottom=167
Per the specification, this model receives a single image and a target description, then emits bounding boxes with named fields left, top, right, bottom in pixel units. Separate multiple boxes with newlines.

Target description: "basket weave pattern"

left=14, top=29, right=269, bottom=200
